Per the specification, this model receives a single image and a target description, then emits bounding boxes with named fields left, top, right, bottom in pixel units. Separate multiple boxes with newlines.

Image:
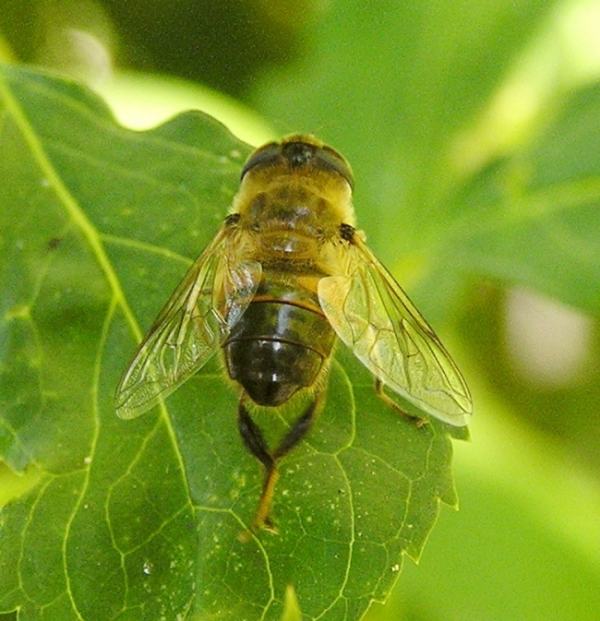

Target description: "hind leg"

left=238, top=395, right=320, bottom=536
left=375, top=379, right=427, bottom=427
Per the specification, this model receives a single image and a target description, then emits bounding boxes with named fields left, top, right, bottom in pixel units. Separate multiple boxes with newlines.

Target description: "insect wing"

left=115, top=226, right=261, bottom=419
left=319, top=238, right=472, bottom=426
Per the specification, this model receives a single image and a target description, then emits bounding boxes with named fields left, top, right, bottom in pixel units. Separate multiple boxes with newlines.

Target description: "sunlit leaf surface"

left=0, top=65, right=464, bottom=621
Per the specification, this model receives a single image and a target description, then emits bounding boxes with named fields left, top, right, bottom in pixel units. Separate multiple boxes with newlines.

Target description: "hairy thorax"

left=240, top=183, right=345, bottom=259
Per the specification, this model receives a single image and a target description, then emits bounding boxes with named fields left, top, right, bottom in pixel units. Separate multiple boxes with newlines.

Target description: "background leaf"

left=449, top=81, right=600, bottom=313
left=2, top=0, right=600, bottom=619
left=0, top=64, right=464, bottom=620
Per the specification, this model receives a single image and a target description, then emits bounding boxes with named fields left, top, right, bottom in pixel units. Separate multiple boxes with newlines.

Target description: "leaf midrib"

left=0, top=72, right=194, bottom=506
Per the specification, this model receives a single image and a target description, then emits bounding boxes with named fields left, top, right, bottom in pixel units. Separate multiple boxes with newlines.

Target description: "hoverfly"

left=115, top=135, right=472, bottom=534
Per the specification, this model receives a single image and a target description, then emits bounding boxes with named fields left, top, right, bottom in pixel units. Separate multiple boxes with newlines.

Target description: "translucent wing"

left=319, top=236, right=472, bottom=426
left=115, top=225, right=262, bottom=419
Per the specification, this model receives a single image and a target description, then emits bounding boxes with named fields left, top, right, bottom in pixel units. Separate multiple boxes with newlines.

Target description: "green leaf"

left=448, top=81, right=600, bottom=314
left=0, top=65, right=463, bottom=620
left=365, top=406, right=600, bottom=621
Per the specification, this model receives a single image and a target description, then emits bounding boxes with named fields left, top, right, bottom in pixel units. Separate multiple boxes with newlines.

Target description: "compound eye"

left=317, top=146, right=354, bottom=189
left=241, top=142, right=281, bottom=179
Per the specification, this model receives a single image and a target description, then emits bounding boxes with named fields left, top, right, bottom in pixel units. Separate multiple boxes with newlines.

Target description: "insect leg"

left=272, top=395, right=319, bottom=461
left=374, top=379, right=428, bottom=427
left=237, top=399, right=280, bottom=535
left=237, top=398, right=275, bottom=472
left=237, top=394, right=321, bottom=537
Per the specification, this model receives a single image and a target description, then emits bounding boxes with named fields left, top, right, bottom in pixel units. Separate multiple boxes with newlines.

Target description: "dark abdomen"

left=223, top=271, right=335, bottom=407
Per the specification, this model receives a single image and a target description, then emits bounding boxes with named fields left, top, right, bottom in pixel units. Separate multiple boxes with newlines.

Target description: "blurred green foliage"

left=0, top=0, right=312, bottom=95
left=1, top=1, right=600, bottom=620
